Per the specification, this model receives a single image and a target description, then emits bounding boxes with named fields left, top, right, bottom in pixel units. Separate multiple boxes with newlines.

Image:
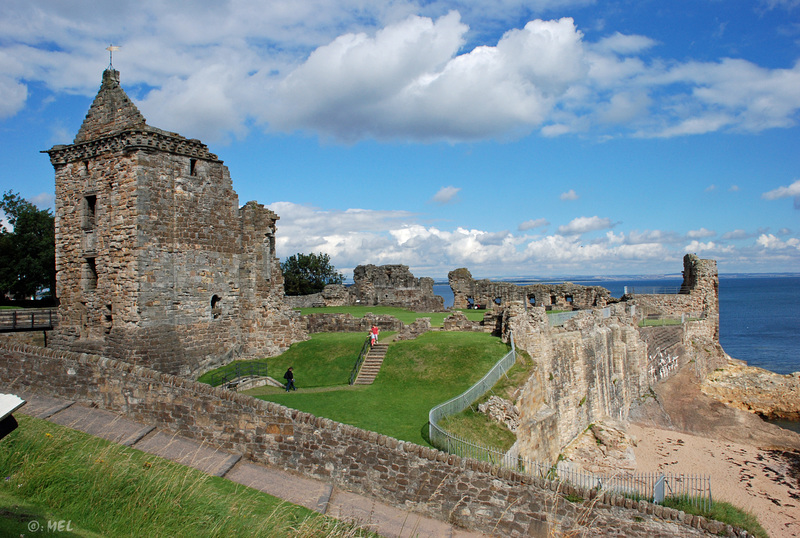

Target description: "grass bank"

left=246, top=331, right=510, bottom=446
left=0, top=415, right=370, bottom=537
left=663, top=498, right=767, bottom=538
left=198, top=332, right=369, bottom=388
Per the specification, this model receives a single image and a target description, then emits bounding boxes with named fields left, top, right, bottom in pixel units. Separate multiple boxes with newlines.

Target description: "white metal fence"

left=427, top=330, right=713, bottom=510
left=428, top=336, right=517, bottom=450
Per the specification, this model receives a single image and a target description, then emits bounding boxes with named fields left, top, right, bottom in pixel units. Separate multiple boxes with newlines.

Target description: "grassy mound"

left=247, top=331, right=510, bottom=446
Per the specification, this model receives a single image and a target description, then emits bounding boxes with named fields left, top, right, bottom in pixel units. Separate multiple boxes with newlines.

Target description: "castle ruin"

left=43, top=68, right=305, bottom=377
left=448, top=267, right=611, bottom=310
left=284, top=264, right=444, bottom=312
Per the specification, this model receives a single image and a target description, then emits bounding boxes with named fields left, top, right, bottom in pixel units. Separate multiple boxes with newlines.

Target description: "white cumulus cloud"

left=431, top=185, right=461, bottom=204
left=519, top=218, right=549, bottom=231
left=557, top=216, right=614, bottom=235
left=560, top=189, right=579, bottom=200
left=687, top=228, right=716, bottom=239
left=763, top=179, right=800, bottom=200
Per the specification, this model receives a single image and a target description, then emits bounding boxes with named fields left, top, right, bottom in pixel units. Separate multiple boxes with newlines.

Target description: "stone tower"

left=44, top=68, right=305, bottom=377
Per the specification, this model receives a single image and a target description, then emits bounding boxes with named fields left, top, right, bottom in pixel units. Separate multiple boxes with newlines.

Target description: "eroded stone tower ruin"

left=44, top=68, right=305, bottom=377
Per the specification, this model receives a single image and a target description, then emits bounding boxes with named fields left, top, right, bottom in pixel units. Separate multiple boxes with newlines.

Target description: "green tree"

left=281, top=252, right=344, bottom=296
left=0, top=191, right=56, bottom=301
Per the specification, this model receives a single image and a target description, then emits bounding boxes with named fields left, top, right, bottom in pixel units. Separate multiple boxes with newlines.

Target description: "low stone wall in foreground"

left=0, top=342, right=746, bottom=537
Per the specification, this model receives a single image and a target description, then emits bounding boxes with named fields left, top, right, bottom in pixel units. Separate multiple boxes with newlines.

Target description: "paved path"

left=14, top=391, right=486, bottom=538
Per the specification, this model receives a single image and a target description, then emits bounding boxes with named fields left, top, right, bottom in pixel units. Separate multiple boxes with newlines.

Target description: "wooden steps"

left=354, top=343, right=388, bottom=385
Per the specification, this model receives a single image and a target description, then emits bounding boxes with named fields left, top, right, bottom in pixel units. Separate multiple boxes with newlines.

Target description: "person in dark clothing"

left=283, top=367, right=296, bottom=392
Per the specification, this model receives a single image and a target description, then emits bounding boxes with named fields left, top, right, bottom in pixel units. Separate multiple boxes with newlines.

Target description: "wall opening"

left=190, top=158, right=197, bottom=176
left=529, top=295, right=536, bottom=306
left=565, top=294, right=573, bottom=303
left=467, top=297, right=475, bottom=309
left=550, top=295, right=557, bottom=305
left=84, top=258, right=98, bottom=291
left=211, top=294, right=221, bottom=319
left=104, top=304, right=113, bottom=334
left=83, top=195, right=97, bottom=230
left=494, top=297, right=502, bottom=305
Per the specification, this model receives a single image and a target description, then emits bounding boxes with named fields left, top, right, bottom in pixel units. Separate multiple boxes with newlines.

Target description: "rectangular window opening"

left=83, top=195, right=97, bottom=230
left=85, top=258, right=98, bottom=291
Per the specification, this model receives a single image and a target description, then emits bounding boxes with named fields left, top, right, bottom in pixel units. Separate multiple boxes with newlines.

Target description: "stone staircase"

left=354, top=343, right=389, bottom=385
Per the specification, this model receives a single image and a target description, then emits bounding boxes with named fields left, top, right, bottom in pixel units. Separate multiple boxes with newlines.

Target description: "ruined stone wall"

left=303, top=313, right=403, bottom=334
left=626, top=255, right=719, bottom=342
left=284, top=267, right=444, bottom=311
left=505, top=304, right=651, bottom=463
left=349, top=265, right=444, bottom=311
left=45, top=69, right=304, bottom=377
left=442, top=311, right=483, bottom=332
left=1, top=342, right=728, bottom=537
left=283, top=284, right=350, bottom=308
left=506, top=256, right=721, bottom=463
left=449, top=268, right=611, bottom=311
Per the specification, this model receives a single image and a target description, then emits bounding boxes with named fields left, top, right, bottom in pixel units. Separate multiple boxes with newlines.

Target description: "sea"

left=433, top=274, right=800, bottom=375
left=434, top=274, right=800, bottom=433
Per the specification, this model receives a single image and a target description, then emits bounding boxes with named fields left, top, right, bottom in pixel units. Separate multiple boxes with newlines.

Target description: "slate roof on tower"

left=74, top=69, right=148, bottom=143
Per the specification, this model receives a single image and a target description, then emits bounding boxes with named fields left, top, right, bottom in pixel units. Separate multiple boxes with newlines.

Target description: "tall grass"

left=0, top=415, right=372, bottom=537
left=662, top=498, right=768, bottom=538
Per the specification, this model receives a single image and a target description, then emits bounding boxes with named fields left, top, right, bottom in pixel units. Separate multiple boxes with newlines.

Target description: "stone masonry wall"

left=626, top=254, right=719, bottom=342
left=449, top=268, right=611, bottom=311
left=505, top=255, right=720, bottom=464
left=45, top=69, right=304, bottom=377
left=303, top=313, right=404, bottom=334
left=505, top=304, right=651, bottom=464
left=350, top=265, right=444, bottom=311
left=0, top=342, right=732, bottom=537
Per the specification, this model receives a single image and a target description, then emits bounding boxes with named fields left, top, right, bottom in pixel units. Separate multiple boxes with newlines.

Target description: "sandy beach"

left=629, top=423, right=800, bottom=538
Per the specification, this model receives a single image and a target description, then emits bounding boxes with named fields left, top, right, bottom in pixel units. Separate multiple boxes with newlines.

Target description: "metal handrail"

left=429, top=332, right=516, bottom=446
left=207, top=362, right=268, bottom=387
left=624, top=286, right=684, bottom=295
left=427, top=328, right=712, bottom=509
left=349, top=336, right=373, bottom=385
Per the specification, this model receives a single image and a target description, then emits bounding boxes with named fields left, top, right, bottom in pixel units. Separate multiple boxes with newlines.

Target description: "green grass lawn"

left=0, top=415, right=370, bottom=537
left=244, top=331, right=511, bottom=446
left=295, top=305, right=487, bottom=327
left=198, top=332, right=371, bottom=388
left=437, top=349, right=535, bottom=452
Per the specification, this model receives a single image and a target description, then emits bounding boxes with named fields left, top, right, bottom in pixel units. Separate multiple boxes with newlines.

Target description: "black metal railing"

left=206, top=362, right=268, bottom=388
left=349, top=336, right=373, bottom=385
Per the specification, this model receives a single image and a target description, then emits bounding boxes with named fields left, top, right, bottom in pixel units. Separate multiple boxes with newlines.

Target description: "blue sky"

left=1, top=0, right=799, bottom=279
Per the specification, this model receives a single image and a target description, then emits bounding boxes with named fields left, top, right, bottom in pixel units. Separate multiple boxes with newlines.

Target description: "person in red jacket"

left=370, top=325, right=379, bottom=346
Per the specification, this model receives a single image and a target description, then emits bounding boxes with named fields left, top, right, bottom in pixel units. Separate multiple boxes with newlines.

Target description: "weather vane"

left=106, top=44, right=120, bottom=68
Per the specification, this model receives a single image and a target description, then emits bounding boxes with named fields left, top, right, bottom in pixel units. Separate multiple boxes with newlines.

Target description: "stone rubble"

left=478, top=395, right=520, bottom=432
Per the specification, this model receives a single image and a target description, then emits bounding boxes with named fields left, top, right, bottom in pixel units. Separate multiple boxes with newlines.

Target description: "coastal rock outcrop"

left=701, top=358, right=800, bottom=421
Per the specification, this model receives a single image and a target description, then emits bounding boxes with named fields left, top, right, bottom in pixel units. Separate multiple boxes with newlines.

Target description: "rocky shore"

left=701, top=358, right=800, bottom=421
